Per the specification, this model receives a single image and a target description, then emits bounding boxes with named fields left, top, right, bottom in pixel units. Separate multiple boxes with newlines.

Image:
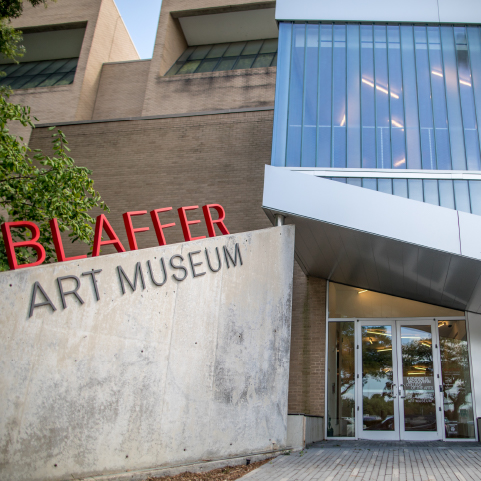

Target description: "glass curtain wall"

left=273, top=23, right=481, bottom=172
left=324, top=177, right=481, bottom=215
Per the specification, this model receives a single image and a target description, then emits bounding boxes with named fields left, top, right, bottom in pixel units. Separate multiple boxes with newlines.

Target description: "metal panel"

left=263, top=166, right=481, bottom=313
left=438, top=0, right=481, bottom=24
left=275, top=0, right=439, bottom=23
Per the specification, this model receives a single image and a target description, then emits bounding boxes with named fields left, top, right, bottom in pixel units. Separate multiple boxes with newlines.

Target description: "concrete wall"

left=0, top=226, right=294, bottom=481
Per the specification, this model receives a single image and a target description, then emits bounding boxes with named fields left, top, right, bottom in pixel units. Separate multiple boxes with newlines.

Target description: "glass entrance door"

left=356, top=320, right=443, bottom=440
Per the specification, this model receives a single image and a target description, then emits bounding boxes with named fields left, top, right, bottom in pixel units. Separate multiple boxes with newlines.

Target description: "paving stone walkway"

left=242, top=441, right=481, bottom=481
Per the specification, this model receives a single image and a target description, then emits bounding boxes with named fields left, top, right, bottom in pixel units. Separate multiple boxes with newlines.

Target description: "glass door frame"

left=325, top=316, right=476, bottom=441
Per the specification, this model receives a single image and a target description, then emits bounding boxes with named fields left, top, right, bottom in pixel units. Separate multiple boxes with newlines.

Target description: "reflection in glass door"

left=358, top=321, right=400, bottom=440
left=397, top=321, right=441, bottom=441
left=357, top=320, right=443, bottom=440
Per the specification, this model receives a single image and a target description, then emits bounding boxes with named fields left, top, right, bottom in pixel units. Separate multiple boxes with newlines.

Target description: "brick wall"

left=92, top=60, right=151, bottom=119
left=29, top=109, right=326, bottom=417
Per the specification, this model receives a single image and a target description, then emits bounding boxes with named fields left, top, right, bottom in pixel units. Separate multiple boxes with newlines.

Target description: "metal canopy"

left=262, top=166, right=481, bottom=314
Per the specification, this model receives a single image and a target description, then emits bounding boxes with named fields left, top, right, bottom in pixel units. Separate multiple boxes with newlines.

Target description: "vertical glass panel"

left=469, top=180, right=481, bottom=215
left=393, top=179, right=408, bottom=198
left=428, top=27, right=452, bottom=170
left=378, top=178, right=392, bottom=194
left=272, top=23, right=292, bottom=167
left=363, top=178, right=377, bottom=191
left=361, top=25, right=376, bottom=168
left=455, top=27, right=481, bottom=171
left=388, top=26, right=407, bottom=169
left=333, top=25, right=347, bottom=167
left=401, top=26, right=422, bottom=169
left=374, top=26, right=391, bottom=168
left=441, top=26, right=467, bottom=170
left=189, top=45, right=213, bottom=60
left=206, top=43, right=228, bottom=58
left=347, top=24, right=361, bottom=168
left=467, top=27, right=481, bottom=163
left=317, top=25, right=333, bottom=167
left=347, top=178, right=362, bottom=187
left=408, top=179, right=424, bottom=202
left=241, top=40, right=263, bottom=55
left=423, top=179, right=439, bottom=205
left=439, top=180, right=455, bottom=209
left=415, top=27, right=436, bottom=170
left=286, top=24, right=305, bottom=167
left=454, top=180, right=472, bottom=213
left=438, top=320, right=475, bottom=439
left=327, top=322, right=355, bottom=437
left=400, top=325, right=437, bottom=432
left=302, top=24, right=319, bottom=167
left=362, top=325, right=395, bottom=431
left=329, top=282, right=464, bottom=318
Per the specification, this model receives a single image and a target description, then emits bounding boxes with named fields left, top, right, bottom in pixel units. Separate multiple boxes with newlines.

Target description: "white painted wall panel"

left=263, top=166, right=461, bottom=255
left=459, top=211, right=481, bottom=260
left=275, top=0, right=439, bottom=22
left=438, top=0, right=481, bottom=24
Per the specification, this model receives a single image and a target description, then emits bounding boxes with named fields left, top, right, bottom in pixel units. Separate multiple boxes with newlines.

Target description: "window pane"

left=361, top=25, right=376, bottom=168
left=302, top=24, right=319, bottom=167
left=363, top=178, right=377, bottom=191
left=439, top=320, right=475, bottom=439
left=54, top=70, right=75, bottom=86
left=467, top=27, right=481, bottom=163
left=189, top=45, right=212, bottom=60
left=42, top=59, right=69, bottom=74
left=252, top=53, right=275, bottom=68
left=318, top=24, right=332, bottom=167
left=347, top=178, right=362, bottom=187
left=177, top=60, right=201, bottom=74
left=286, top=24, right=305, bottom=167
left=9, top=62, right=38, bottom=76
left=428, top=27, right=452, bottom=170
left=393, top=179, right=408, bottom=198
left=408, top=179, right=424, bottom=201
left=401, top=26, right=422, bottom=169
left=378, top=178, right=392, bottom=194
left=439, top=180, right=455, bottom=209
left=178, top=47, right=195, bottom=62
left=469, top=181, right=481, bottom=215
left=423, top=179, right=439, bottom=205
left=454, top=180, right=471, bottom=213
left=455, top=27, right=481, bottom=171
left=260, top=38, right=278, bottom=54
left=271, top=53, right=277, bottom=67
left=234, top=56, right=255, bottom=70
left=347, top=24, right=360, bottom=168
left=206, top=43, right=228, bottom=58
left=224, top=42, right=246, bottom=57
left=375, top=26, right=391, bottom=168
left=333, top=25, right=346, bottom=168
left=242, top=40, right=263, bottom=56
left=415, top=27, right=436, bottom=170
left=215, top=58, right=236, bottom=71
left=19, top=74, right=48, bottom=89
left=165, top=62, right=183, bottom=76
left=388, top=26, right=406, bottom=169
left=37, top=72, right=67, bottom=87
left=197, top=58, right=219, bottom=73
left=441, top=26, right=467, bottom=170
left=327, top=322, right=355, bottom=437
left=57, top=58, right=78, bottom=73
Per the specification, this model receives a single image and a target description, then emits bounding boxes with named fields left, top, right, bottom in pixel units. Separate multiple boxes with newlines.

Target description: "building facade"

left=2, top=0, right=481, bottom=464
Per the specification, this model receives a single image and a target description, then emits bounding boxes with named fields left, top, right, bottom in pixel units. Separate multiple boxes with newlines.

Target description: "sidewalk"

left=241, top=441, right=481, bottom=481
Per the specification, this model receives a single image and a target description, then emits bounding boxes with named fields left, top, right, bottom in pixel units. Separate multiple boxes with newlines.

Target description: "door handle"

left=391, top=383, right=397, bottom=398
left=399, top=384, right=406, bottom=399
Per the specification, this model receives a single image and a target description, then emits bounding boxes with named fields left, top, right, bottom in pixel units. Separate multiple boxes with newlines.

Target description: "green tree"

left=0, top=0, right=108, bottom=271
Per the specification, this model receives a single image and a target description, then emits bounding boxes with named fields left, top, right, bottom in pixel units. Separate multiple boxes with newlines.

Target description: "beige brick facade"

left=28, top=110, right=327, bottom=416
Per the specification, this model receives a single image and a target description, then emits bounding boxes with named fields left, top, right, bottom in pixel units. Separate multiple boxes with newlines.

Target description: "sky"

left=114, top=0, right=163, bottom=59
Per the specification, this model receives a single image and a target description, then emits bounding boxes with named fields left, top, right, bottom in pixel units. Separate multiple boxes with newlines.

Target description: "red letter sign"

left=202, top=204, right=230, bottom=237
left=122, top=211, right=150, bottom=251
left=150, top=208, right=176, bottom=246
left=49, top=219, right=87, bottom=262
left=92, top=214, right=126, bottom=257
left=177, top=206, right=206, bottom=242
left=1, top=221, right=46, bottom=270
